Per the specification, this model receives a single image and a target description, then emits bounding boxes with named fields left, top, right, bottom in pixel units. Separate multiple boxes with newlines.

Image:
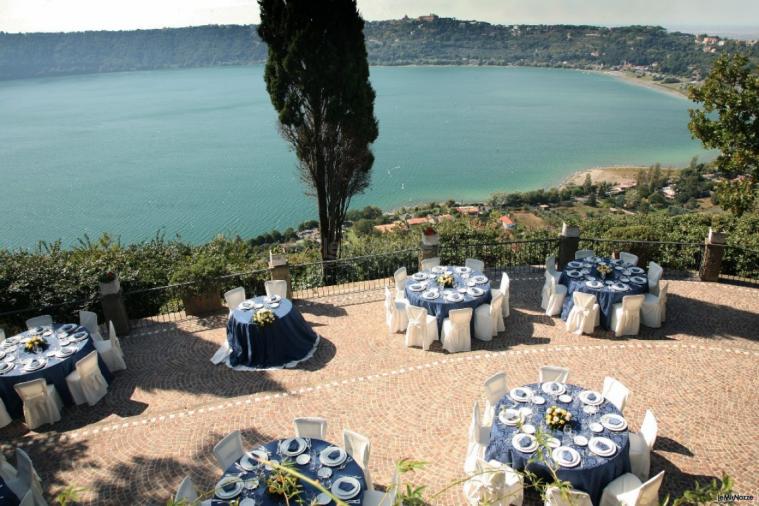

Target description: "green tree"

left=582, top=173, right=593, bottom=194
left=258, top=0, right=379, bottom=261
left=715, top=178, right=757, bottom=216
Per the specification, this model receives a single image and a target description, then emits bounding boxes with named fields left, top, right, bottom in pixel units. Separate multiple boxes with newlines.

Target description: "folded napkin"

left=596, top=441, right=610, bottom=451
left=287, top=440, right=299, bottom=452
left=327, top=448, right=341, bottom=460
left=338, top=481, right=354, bottom=492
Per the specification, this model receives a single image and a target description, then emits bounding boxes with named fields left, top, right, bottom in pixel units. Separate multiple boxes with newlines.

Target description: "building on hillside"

left=435, top=214, right=454, bottom=223
left=538, top=204, right=550, bottom=210
left=417, top=14, right=438, bottom=22
left=499, top=215, right=515, bottom=230
left=374, top=222, right=401, bottom=234
left=662, top=186, right=677, bottom=199
left=296, top=229, right=321, bottom=242
left=455, top=205, right=480, bottom=216
left=406, top=216, right=433, bottom=226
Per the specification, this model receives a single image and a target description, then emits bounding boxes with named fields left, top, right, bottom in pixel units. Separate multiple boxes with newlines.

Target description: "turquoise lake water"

left=0, top=65, right=706, bottom=248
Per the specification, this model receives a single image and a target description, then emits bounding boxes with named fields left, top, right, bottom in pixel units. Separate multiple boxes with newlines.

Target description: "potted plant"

left=170, top=252, right=227, bottom=316
left=422, top=226, right=439, bottom=246
left=99, top=271, right=120, bottom=296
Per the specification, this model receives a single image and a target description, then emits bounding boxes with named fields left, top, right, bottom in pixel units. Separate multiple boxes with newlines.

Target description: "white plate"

left=498, top=408, right=523, bottom=426
left=473, top=275, right=488, bottom=284
left=579, top=390, right=604, bottom=406
left=567, top=261, right=583, bottom=268
left=240, top=450, right=268, bottom=470
left=243, top=478, right=260, bottom=490
left=630, top=275, right=647, bottom=284
left=558, top=394, right=572, bottom=403
left=567, top=270, right=583, bottom=278
left=0, top=350, right=5, bottom=360
left=296, top=453, right=311, bottom=465
left=317, top=467, right=333, bottom=479
left=319, top=446, right=347, bottom=467
left=55, top=347, right=77, bottom=358
left=620, top=276, right=630, bottom=282
left=23, top=359, right=47, bottom=371
left=573, top=435, right=589, bottom=446
left=589, top=422, right=604, bottom=433
left=629, top=267, right=645, bottom=274
left=601, top=413, right=628, bottom=431
left=269, top=302, right=280, bottom=308
left=611, top=283, right=629, bottom=291
left=521, top=424, right=535, bottom=434
left=240, top=498, right=257, bottom=506
left=509, top=387, right=533, bottom=402
left=279, top=437, right=307, bottom=457
left=215, top=477, right=243, bottom=500
left=422, top=290, right=439, bottom=300
left=315, top=492, right=332, bottom=505
left=531, top=395, right=546, bottom=405
left=585, top=280, right=603, bottom=289
left=71, top=331, right=88, bottom=341
left=589, top=436, right=617, bottom=457
left=511, top=433, right=538, bottom=453
left=253, top=302, right=265, bottom=309
left=0, top=362, right=14, bottom=374
left=239, top=301, right=254, bottom=309
left=431, top=266, right=445, bottom=273
left=552, top=446, right=581, bottom=467
left=408, top=283, right=425, bottom=292
left=546, top=437, right=561, bottom=449
left=457, top=287, right=468, bottom=293
left=3, top=345, right=17, bottom=353
left=583, top=405, right=598, bottom=415
left=541, top=382, right=566, bottom=395
left=444, top=293, right=464, bottom=302
left=59, top=323, right=77, bottom=333
left=412, top=272, right=429, bottom=280
left=331, top=476, right=362, bottom=500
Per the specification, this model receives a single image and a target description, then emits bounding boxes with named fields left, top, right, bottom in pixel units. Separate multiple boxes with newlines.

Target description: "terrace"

left=1, top=232, right=758, bottom=505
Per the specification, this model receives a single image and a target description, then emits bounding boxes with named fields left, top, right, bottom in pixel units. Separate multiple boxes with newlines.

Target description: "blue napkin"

left=587, top=393, right=597, bottom=401
left=562, top=450, right=572, bottom=461
left=288, top=440, right=299, bottom=452
left=597, top=441, right=609, bottom=451
left=519, top=436, right=531, bottom=447
left=338, top=480, right=354, bottom=492
left=328, top=448, right=341, bottom=459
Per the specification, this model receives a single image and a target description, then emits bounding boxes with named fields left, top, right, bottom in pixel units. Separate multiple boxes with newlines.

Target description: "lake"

left=0, top=65, right=706, bottom=248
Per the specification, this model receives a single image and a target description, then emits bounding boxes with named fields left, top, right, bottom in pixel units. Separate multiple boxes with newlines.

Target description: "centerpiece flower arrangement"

left=266, top=462, right=303, bottom=504
left=436, top=273, right=454, bottom=288
left=253, top=309, right=276, bottom=327
left=24, top=335, right=49, bottom=353
left=596, top=263, right=613, bottom=280
left=545, top=406, right=572, bottom=430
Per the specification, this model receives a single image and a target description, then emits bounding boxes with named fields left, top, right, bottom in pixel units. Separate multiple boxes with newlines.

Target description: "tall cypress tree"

left=258, top=0, right=379, bottom=261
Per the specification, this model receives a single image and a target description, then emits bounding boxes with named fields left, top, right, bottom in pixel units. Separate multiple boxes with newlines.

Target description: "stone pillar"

left=99, top=276, right=130, bottom=336
left=699, top=228, right=726, bottom=282
left=419, top=232, right=440, bottom=269
left=269, top=251, right=292, bottom=298
left=558, top=223, right=580, bottom=270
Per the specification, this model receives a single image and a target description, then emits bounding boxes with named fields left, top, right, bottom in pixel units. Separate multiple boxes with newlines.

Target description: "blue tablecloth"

left=214, top=438, right=366, bottom=505
left=404, top=267, right=492, bottom=331
left=485, top=383, right=630, bottom=505
left=227, top=297, right=319, bottom=369
left=0, top=476, right=19, bottom=506
left=559, top=259, right=648, bottom=330
left=0, top=324, right=113, bottom=419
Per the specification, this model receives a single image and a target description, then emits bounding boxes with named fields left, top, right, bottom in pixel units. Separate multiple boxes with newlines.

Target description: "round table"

left=0, top=324, right=113, bottom=419
left=485, top=383, right=631, bottom=504
left=404, top=266, right=492, bottom=331
left=226, top=296, right=319, bottom=370
left=213, top=438, right=367, bottom=505
left=559, top=257, right=649, bottom=330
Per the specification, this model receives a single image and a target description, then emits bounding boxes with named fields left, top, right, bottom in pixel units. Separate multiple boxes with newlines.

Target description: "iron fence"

left=579, top=238, right=704, bottom=275
left=721, top=245, right=759, bottom=283
left=0, top=297, right=97, bottom=336
left=439, top=238, right=559, bottom=272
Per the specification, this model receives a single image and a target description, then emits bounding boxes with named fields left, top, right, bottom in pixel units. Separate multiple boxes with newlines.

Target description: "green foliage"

left=169, top=251, right=229, bottom=295
left=714, top=178, right=758, bottom=217
left=662, top=473, right=734, bottom=506
left=54, top=486, right=87, bottom=505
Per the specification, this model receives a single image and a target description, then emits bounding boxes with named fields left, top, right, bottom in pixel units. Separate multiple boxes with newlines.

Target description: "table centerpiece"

left=254, top=309, right=277, bottom=327
left=24, top=335, right=49, bottom=353
left=545, top=405, right=572, bottom=430
left=596, top=263, right=613, bottom=280
left=436, top=273, right=454, bottom=288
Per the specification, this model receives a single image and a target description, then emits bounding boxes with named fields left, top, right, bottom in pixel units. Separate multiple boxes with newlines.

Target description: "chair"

left=0, top=328, right=5, bottom=343
left=265, top=280, right=288, bottom=299
left=541, top=272, right=567, bottom=317
left=19, top=490, right=35, bottom=506
left=94, top=321, right=126, bottom=372
left=6, top=449, right=44, bottom=505
left=545, top=256, right=561, bottom=281
left=565, top=292, right=599, bottom=335
left=545, top=486, right=593, bottom=506
left=404, top=305, right=437, bottom=350
left=619, top=252, right=639, bottom=266
left=464, top=401, right=491, bottom=476
left=474, top=291, right=505, bottom=341
left=362, top=468, right=400, bottom=506
left=493, top=272, right=510, bottom=317
left=465, top=258, right=485, bottom=272
left=385, top=287, right=408, bottom=334
left=441, top=307, right=472, bottom=353
left=420, top=257, right=440, bottom=271
left=482, top=372, right=508, bottom=426
left=575, top=249, right=594, bottom=260
left=464, top=458, right=524, bottom=506
left=174, top=475, right=212, bottom=505
left=0, top=451, right=16, bottom=483
left=294, top=417, right=327, bottom=439
left=539, top=366, right=569, bottom=383
left=641, top=281, right=668, bottom=328
left=629, top=410, right=658, bottom=481
left=610, top=294, right=645, bottom=337
left=600, top=471, right=665, bottom=506
left=78, top=311, right=104, bottom=342
left=0, top=398, right=11, bottom=429
left=213, top=431, right=244, bottom=471
left=14, top=378, right=62, bottom=430
left=602, top=377, right=631, bottom=412
left=25, top=315, right=53, bottom=330
left=343, top=429, right=373, bottom=490
left=393, top=267, right=408, bottom=300
left=66, top=351, right=109, bottom=406
left=223, top=287, right=246, bottom=314
left=647, top=262, right=664, bottom=296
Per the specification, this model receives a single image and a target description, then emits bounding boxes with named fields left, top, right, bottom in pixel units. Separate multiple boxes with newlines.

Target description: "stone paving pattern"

left=1, top=274, right=758, bottom=505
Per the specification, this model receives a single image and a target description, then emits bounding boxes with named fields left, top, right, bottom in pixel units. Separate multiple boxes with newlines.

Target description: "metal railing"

left=0, top=297, right=98, bottom=335
left=439, top=238, right=559, bottom=272
left=579, top=238, right=704, bottom=275
left=721, top=245, right=759, bottom=283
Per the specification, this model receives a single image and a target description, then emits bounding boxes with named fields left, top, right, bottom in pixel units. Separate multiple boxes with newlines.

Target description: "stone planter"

left=99, top=277, right=121, bottom=296
left=181, top=288, right=222, bottom=316
left=422, top=232, right=439, bottom=246
left=269, top=251, right=288, bottom=267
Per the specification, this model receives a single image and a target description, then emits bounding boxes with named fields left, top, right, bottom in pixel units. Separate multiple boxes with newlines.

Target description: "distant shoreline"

left=595, top=70, right=690, bottom=99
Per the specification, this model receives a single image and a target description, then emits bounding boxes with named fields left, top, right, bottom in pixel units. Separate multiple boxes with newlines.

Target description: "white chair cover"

left=575, top=249, right=594, bottom=260
left=441, top=307, right=472, bottom=353
left=495, top=272, right=510, bottom=317
left=66, top=350, right=108, bottom=406
left=542, top=273, right=567, bottom=316
left=465, top=258, right=485, bottom=273
left=539, top=366, right=569, bottom=383
left=385, top=287, right=408, bottom=334
left=611, top=294, right=645, bottom=337
left=647, top=262, right=664, bottom=295
left=404, top=305, right=437, bottom=350
left=294, top=417, right=327, bottom=439
left=94, top=321, right=127, bottom=372
left=0, top=398, right=11, bottom=429
left=641, top=281, right=668, bottom=328
left=545, top=256, right=562, bottom=282
left=474, top=292, right=504, bottom=341
left=464, top=458, right=524, bottom=506
left=565, top=292, right=599, bottom=335
left=482, top=372, right=508, bottom=426
left=362, top=469, right=399, bottom=506
left=600, top=471, right=664, bottom=506
left=14, top=379, right=62, bottom=430
left=175, top=475, right=198, bottom=501
left=464, top=401, right=490, bottom=476
left=545, top=486, right=593, bottom=506
left=0, top=452, right=16, bottom=483
left=25, top=315, right=52, bottom=330
left=619, top=252, right=639, bottom=266
left=223, top=287, right=246, bottom=314
left=420, top=257, right=441, bottom=271
left=18, top=490, right=34, bottom=506
left=6, top=449, right=44, bottom=506
left=630, top=410, right=657, bottom=481
left=79, top=311, right=104, bottom=342
left=213, top=431, right=244, bottom=471
left=265, top=280, right=288, bottom=299
left=343, top=429, right=373, bottom=490
left=602, top=377, right=630, bottom=412
left=393, top=267, right=408, bottom=300
left=0, top=328, right=5, bottom=343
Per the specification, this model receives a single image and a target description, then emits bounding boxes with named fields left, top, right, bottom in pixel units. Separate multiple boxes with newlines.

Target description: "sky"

left=1, top=0, right=758, bottom=34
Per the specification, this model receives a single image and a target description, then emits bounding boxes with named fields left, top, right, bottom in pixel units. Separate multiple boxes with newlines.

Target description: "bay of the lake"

left=0, top=65, right=706, bottom=248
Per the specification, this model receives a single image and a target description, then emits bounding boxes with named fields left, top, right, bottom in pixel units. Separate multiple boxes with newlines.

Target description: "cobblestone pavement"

left=1, top=276, right=757, bottom=505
